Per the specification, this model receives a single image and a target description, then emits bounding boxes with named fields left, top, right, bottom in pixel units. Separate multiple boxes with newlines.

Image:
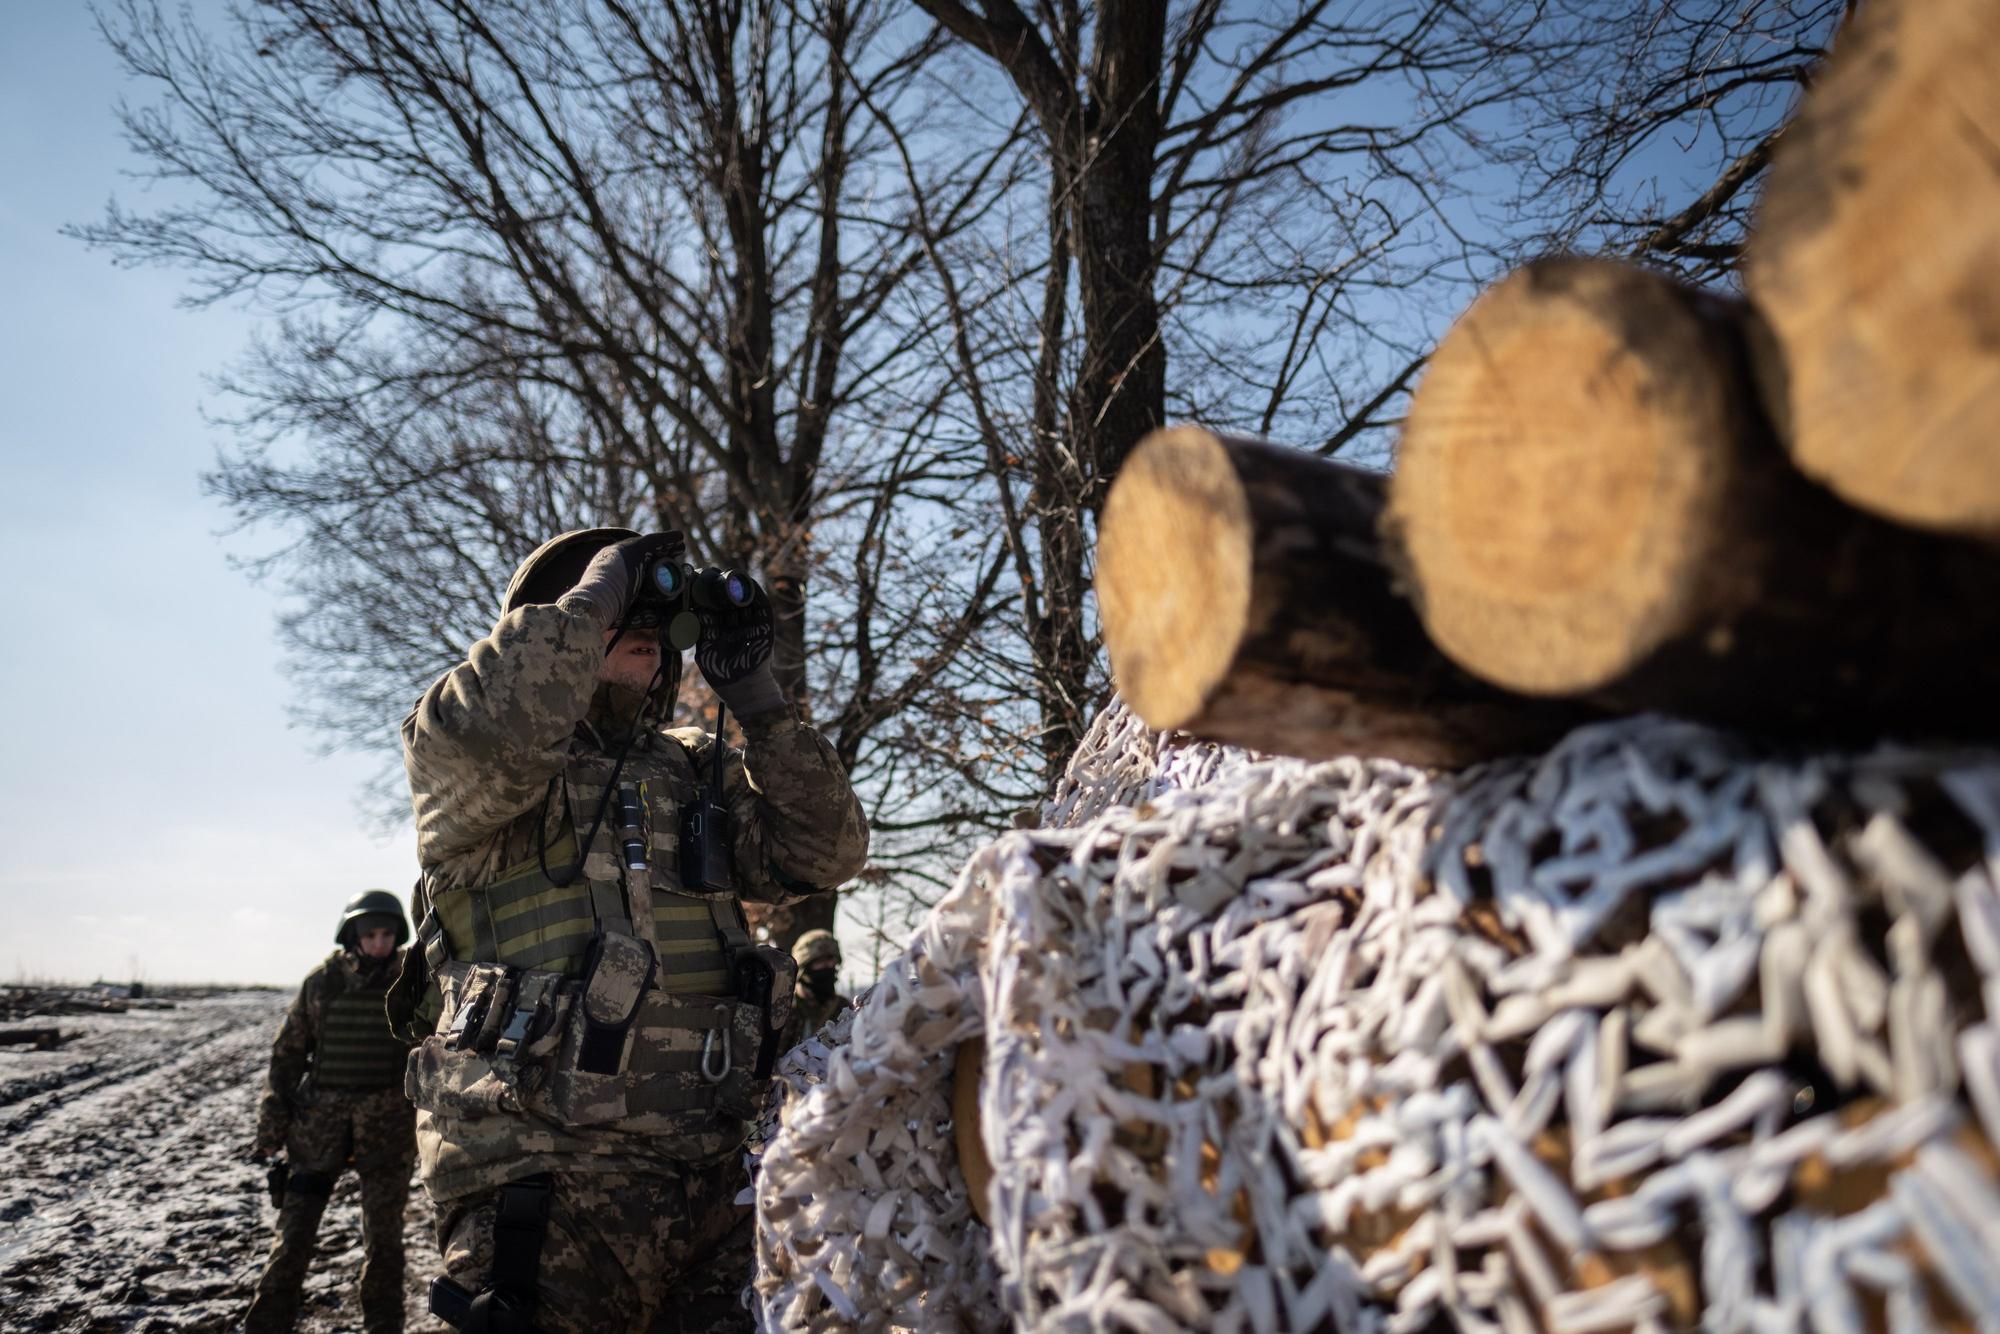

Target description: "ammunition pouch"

left=576, top=931, right=654, bottom=1074
left=735, top=944, right=797, bottom=1079
left=404, top=962, right=552, bottom=1121
left=408, top=952, right=773, bottom=1131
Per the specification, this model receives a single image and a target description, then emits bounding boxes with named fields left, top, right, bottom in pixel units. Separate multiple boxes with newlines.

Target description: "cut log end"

left=1096, top=425, right=1253, bottom=729
left=952, top=1036, right=993, bottom=1226
left=1747, top=0, right=2000, bottom=538
left=1101, top=424, right=1584, bottom=767
left=1391, top=257, right=1757, bottom=697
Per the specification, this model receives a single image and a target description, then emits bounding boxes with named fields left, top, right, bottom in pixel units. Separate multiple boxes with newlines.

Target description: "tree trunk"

left=1071, top=0, right=1168, bottom=509
left=1034, top=501, right=1094, bottom=787
left=1097, top=425, right=1587, bottom=767
left=1391, top=256, right=2000, bottom=743
left=1745, top=0, right=2000, bottom=539
left=905, top=1, right=1166, bottom=782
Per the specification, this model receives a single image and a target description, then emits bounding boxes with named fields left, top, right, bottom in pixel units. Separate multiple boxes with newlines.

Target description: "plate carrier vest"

left=399, top=734, right=795, bottom=1136
left=315, top=960, right=411, bottom=1090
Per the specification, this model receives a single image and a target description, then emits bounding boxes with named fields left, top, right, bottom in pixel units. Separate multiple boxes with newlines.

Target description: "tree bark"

left=1391, top=257, right=2000, bottom=743
left=1098, top=425, right=1586, bottom=768
left=1746, top=0, right=2000, bottom=539
left=1072, top=0, right=1168, bottom=506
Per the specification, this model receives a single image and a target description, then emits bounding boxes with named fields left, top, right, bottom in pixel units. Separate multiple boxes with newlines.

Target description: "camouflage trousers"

left=245, top=1085, right=416, bottom=1334
left=434, top=1159, right=755, bottom=1334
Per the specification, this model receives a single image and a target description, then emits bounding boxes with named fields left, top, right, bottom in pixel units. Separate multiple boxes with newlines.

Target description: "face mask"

left=805, top=968, right=838, bottom=1000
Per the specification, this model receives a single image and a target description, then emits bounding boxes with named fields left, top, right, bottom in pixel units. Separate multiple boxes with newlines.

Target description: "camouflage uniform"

left=398, top=561, right=868, bottom=1333
left=247, top=949, right=417, bottom=1334
left=780, top=932, right=850, bottom=1052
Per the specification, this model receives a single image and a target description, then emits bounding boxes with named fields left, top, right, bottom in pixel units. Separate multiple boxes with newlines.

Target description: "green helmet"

left=501, top=527, right=638, bottom=617
left=791, top=929, right=840, bottom=969
left=335, top=889, right=410, bottom=949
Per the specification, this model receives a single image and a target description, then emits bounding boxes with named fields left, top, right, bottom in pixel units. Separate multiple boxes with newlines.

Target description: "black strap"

left=707, top=897, right=753, bottom=958
left=491, top=1175, right=552, bottom=1306
left=427, top=1176, right=553, bottom=1333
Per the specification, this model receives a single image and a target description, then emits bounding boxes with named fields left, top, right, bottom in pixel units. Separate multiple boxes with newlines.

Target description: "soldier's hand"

left=695, top=576, right=783, bottom=717
left=569, top=531, right=682, bottom=627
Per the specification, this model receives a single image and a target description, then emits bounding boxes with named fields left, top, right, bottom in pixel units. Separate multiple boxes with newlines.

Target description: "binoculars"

left=628, top=555, right=755, bottom=650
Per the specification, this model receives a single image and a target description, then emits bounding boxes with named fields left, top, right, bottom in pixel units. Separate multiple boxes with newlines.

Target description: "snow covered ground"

left=0, top=990, right=440, bottom=1332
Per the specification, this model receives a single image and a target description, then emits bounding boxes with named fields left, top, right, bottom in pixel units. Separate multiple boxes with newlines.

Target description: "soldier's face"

left=356, top=926, right=398, bottom=959
left=600, top=627, right=664, bottom=691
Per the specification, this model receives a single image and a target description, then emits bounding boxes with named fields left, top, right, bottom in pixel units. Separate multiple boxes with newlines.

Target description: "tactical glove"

left=565, top=531, right=682, bottom=628
left=696, top=577, right=784, bottom=718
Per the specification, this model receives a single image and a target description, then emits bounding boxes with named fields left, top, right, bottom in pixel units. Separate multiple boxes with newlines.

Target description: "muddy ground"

left=0, top=990, right=442, bottom=1332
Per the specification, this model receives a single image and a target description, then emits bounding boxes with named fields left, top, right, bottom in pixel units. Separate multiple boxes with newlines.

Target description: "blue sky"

left=0, top=5, right=417, bottom=984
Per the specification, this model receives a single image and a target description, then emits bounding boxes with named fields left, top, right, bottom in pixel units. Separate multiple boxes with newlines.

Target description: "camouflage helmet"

left=335, top=889, right=410, bottom=948
left=501, top=527, right=639, bottom=617
left=791, top=929, right=840, bottom=969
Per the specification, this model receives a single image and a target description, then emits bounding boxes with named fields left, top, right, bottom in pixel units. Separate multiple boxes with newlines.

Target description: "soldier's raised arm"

left=399, top=528, right=867, bottom=1331
left=672, top=712, right=868, bottom=902
left=679, top=575, right=868, bottom=900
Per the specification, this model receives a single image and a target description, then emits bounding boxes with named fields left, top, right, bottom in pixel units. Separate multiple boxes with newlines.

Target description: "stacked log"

left=1384, top=257, right=2000, bottom=741
left=1097, top=425, right=1586, bottom=768
left=1745, top=0, right=2000, bottom=538
left=1095, top=0, right=2000, bottom=764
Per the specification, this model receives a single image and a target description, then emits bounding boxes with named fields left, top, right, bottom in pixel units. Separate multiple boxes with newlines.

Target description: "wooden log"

left=953, top=1037, right=994, bottom=1226
left=1389, top=256, right=2000, bottom=740
left=0, top=1026, right=65, bottom=1049
left=1097, top=424, right=1587, bottom=767
left=1745, top=0, right=2000, bottom=538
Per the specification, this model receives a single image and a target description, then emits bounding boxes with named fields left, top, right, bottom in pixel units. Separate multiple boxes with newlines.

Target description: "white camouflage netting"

left=751, top=701, right=2000, bottom=1332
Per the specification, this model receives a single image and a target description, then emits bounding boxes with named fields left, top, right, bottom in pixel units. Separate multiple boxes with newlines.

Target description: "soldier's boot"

left=242, top=1170, right=337, bottom=1333
left=357, top=1159, right=414, bottom=1334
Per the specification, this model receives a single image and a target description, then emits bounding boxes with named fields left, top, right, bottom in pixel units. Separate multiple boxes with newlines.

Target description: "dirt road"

left=0, top=990, right=440, bottom=1332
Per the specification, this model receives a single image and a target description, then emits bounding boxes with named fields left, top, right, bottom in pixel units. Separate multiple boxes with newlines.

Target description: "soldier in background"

left=396, top=528, right=867, bottom=1333
left=781, top=929, right=849, bottom=1051
left=246, top=890, right=417, bottom=1334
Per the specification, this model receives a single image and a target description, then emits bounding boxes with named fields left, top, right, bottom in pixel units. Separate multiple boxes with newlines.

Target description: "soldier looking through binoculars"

left=391, top=528, right=868, bottom=1333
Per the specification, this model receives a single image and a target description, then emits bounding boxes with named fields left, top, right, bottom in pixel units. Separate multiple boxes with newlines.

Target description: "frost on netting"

left=751, top=701, right=2000, bottom=1331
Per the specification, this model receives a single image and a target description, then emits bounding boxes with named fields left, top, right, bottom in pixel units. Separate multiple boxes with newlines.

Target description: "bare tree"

left=895, top=1, right=1581, bottom=780
left=80, top=0, right=1029, bottom=946
left=882, top=0, right=1850, bottom=799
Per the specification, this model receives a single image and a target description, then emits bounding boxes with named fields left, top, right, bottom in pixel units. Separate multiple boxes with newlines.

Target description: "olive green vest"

left=427, top=745, right=746, bottom=994
left=315, top=968, right=410, bottom=1089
